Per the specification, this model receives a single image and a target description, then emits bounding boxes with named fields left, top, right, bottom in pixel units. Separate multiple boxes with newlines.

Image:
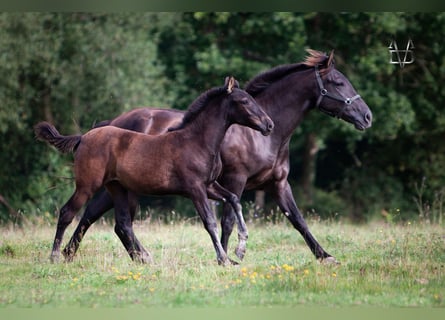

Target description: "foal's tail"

left=34, top=122, right=81, bottom=154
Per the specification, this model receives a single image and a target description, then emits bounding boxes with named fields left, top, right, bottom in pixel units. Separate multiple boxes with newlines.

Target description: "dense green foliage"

left=1, top=12, right=444, bottom=223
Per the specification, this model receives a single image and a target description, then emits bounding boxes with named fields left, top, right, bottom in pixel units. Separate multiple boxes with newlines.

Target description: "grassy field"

left=0, top=217, right=444, bottom=308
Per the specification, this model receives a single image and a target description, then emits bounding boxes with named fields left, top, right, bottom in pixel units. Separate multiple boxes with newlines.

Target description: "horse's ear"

left=327, top=50, right=335, bottom=67
left=226, top=76, right=236, bottom=94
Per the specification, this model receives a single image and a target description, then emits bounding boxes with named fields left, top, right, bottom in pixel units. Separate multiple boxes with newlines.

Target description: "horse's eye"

left=240, top=98, right=249, bottom=105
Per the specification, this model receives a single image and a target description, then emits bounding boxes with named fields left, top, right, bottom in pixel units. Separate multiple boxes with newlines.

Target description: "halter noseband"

left=314, top=65, right=361, bottom=118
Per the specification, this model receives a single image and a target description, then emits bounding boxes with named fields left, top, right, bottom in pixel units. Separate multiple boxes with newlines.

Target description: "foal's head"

left=305, top=49, right=372, bottom=131
left=223, top=76, right=274, bottom=136
left=169, top=76, right=274, bottom=136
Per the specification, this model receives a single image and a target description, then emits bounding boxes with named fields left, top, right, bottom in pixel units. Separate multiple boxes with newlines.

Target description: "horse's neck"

left=256, top=70, right=314, bottom=141
left=182, top=104, right=230, bottom=155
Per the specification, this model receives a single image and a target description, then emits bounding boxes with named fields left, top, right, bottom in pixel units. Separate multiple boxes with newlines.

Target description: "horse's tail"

left=34, top=122, right=81, bottom=154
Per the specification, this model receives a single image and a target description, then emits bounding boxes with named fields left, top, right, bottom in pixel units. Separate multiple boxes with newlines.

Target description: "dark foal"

left=64, top=49, right=372, bottom=264
left=35, top=77, right=274, bottom=265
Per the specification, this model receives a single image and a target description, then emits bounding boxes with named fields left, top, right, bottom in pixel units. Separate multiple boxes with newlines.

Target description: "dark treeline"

left=1, top=12, right=444, bottom=224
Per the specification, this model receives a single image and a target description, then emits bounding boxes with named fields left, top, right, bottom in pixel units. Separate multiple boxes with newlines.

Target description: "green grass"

left=0, top=218, right=444, bottom=308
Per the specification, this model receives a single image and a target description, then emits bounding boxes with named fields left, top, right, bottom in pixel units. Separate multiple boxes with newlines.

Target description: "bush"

left=339, top=167, right=414, bottom=222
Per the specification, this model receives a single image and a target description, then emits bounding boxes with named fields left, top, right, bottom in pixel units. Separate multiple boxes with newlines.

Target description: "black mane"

left=245, top=63, right=308, bottom=96
left=245, top=49, right=331, bottom=96
left=168, top=86, right=226, bottom=132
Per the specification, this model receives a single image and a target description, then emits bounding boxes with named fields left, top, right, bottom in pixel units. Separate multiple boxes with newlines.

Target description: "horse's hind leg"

left=106, top=182, right=151, bottom=264
left=207, top=182, right=248, bottom=261
left=63, top=189, right=114, bottom=262
left=191, top=187, right=230, bottom=266
left=51, top=190, right=90, bottom=263
left=127, top=190, right=139, bottom=222
left=63, top=189, right=140, bottom=262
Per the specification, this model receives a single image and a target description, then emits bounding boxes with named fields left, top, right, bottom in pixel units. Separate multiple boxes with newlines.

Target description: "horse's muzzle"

left=261, top=118, right=274, bottom=136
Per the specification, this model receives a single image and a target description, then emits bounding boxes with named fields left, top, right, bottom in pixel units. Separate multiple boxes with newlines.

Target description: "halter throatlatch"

left=314, top=66, right=361, bottom=118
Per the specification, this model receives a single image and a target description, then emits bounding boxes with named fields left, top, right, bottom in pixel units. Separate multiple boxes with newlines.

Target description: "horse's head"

left=224, top=76, right=274, bottom=136
left=308, top=50, right=372, bottom=131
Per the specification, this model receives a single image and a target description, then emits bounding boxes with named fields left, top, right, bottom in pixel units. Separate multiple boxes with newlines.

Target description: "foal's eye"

left=240, top=98, right=249, bottom=105
left=327, top=79, right=344, bottom=87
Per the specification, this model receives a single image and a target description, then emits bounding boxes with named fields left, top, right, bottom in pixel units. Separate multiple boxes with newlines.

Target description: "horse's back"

left=108, top=107, right=184, bottom=135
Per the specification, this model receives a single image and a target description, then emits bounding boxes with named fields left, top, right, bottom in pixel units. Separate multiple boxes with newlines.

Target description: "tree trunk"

left=42, top=87, right=54, bottom=124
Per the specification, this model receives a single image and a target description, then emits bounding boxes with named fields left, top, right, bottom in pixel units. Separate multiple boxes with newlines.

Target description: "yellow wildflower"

left=282, top=264, right=294, bottom=272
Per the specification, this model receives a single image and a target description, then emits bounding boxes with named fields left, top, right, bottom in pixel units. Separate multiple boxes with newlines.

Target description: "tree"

left=0, top=13, right=172, bottom=221
left=154, top=12, right=445, bottom=221
left=2, top=12, right=445, bottom=223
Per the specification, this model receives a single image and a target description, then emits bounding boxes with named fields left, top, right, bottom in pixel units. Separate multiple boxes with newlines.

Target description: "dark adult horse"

left=64, top=49, right=372, bottom=264
left=35, top=77, right=274, bottom=265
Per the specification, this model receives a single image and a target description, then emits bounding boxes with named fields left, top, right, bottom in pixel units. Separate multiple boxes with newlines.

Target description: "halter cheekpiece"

left=314, top=65, right=361, bottom=118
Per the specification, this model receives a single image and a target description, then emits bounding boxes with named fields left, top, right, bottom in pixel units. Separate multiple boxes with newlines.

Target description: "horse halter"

left=314, top=65, right=361, bottom=118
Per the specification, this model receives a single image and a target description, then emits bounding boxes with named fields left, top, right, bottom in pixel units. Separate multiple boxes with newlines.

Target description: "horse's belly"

left=244, top=166, right=275, bottom=190
left=115, top=161, right=183, bottom=195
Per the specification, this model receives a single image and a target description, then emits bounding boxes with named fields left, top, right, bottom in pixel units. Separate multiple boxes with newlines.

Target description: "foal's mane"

left=168, top=86, right=227, bottom=132
left=245, top=49, right=332, bottom=96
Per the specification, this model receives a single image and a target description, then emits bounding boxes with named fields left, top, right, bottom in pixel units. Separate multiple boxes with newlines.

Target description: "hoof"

left=235, top=246, right=246, bottom=261
left=218, top=258, right=240, bottom=266
left=235, top=238, right=247, bottom=260
left=49, top=252, right=60, bottom=264
left=132, top=251, right=153, bottom=264
left=217, top=258, right=233, bottom=267
left=62, top=248, right=75, bottom=263
left=63, top=254, right=74, bottom=263
left=319, top=256, right=340, bottom=265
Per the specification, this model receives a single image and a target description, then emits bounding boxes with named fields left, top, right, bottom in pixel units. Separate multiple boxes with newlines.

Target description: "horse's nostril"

left=365, top=112, right=372, bottom=124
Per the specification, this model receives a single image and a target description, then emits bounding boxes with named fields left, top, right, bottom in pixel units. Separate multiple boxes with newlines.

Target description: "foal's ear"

left=225, top=76, right=237, bottom=94
left=327, top=50, right=335, bottom=67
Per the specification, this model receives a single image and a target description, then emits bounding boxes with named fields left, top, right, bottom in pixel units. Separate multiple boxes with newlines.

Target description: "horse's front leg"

left=271, top=179, right=338, bottom=264
left=207, top=182, right=248, bottom=261
left=191, top=188, right=231, bottom=266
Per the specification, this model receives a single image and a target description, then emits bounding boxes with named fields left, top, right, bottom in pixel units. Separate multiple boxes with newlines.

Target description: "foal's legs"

left=217, top=176, right=247, bottom=254
left=191, top=187, right=231, bottom=266
left=207, top=182, right=248, bottom=260
left=106, top=182, right=151, bottom=263
left=63, top=190, right=113, bottom=261
left=63, top=189, right=139, bottom=262
left=50, top=190, right=90, bottom=262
